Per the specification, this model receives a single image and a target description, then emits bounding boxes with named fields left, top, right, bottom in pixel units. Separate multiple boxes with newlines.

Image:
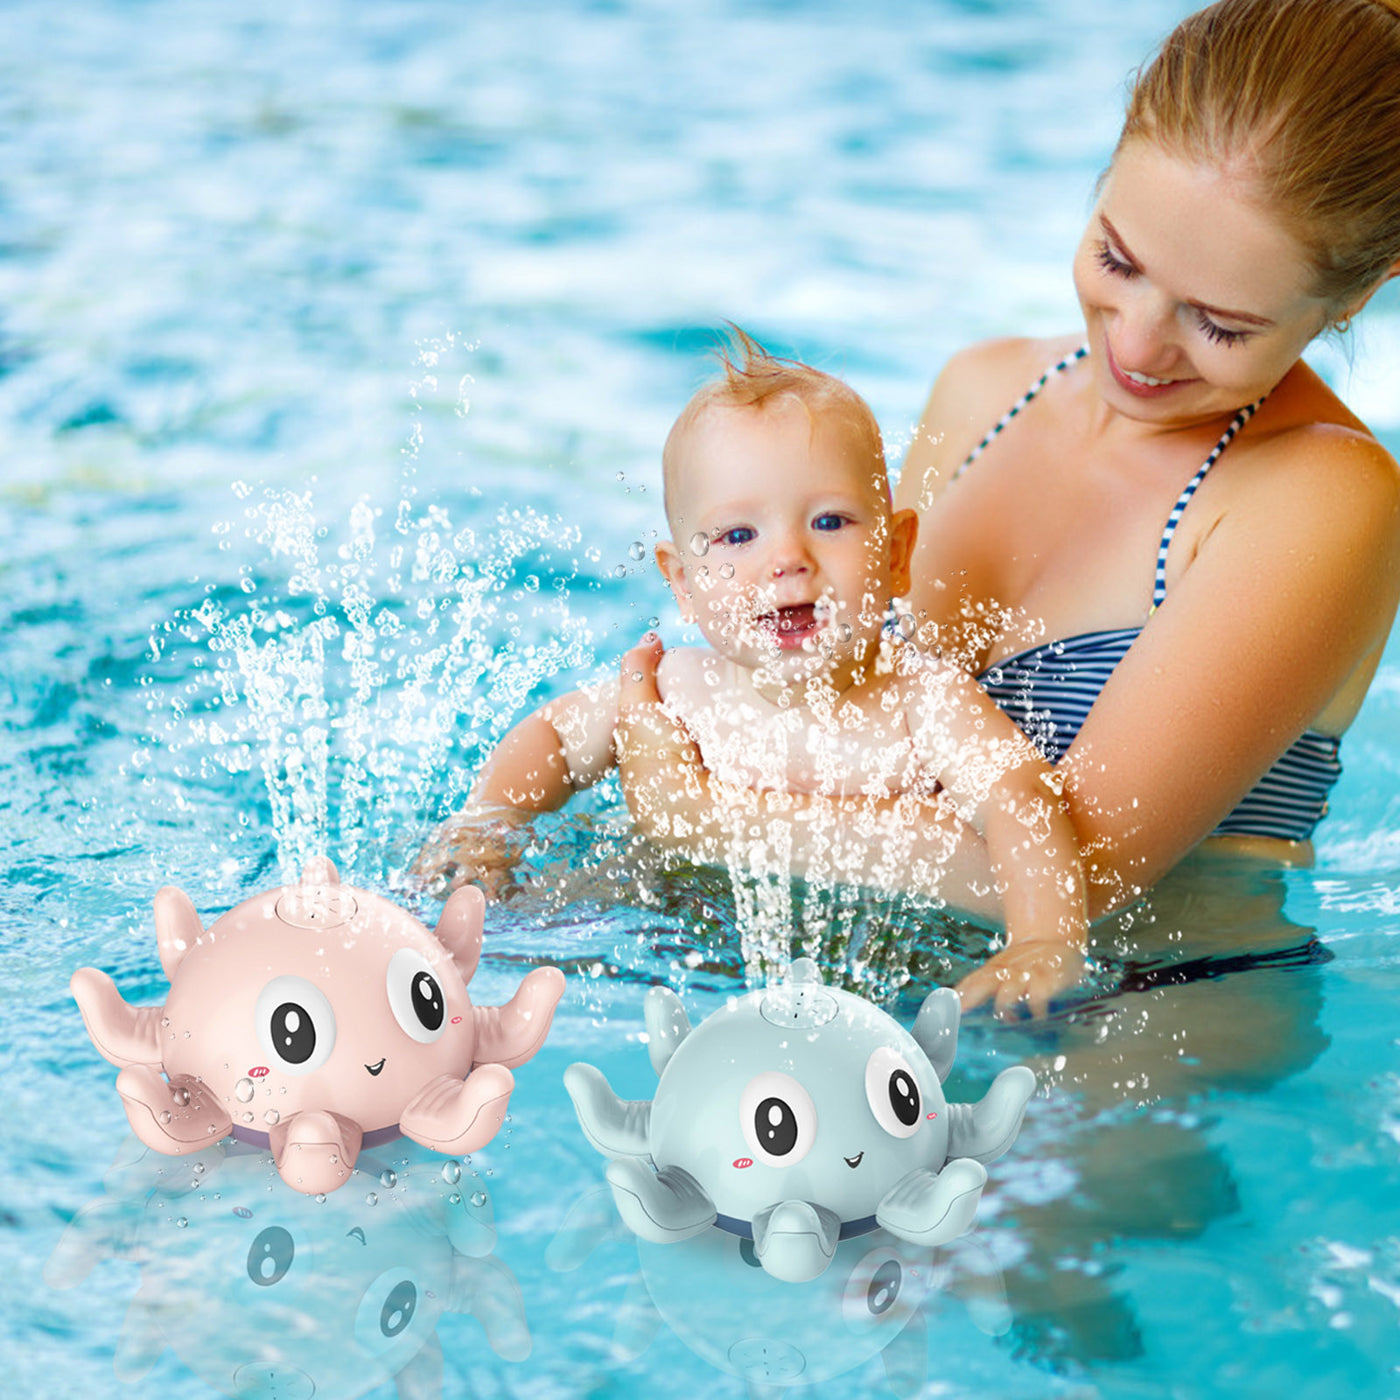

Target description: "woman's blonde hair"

left=1121, top=0, right=1400, bottom=311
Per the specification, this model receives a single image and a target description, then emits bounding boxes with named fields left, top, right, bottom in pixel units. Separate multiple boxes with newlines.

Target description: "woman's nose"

left=1113, top=287, right=1178, bottom=369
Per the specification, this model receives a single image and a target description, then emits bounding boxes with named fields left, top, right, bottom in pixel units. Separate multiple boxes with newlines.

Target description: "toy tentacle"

left=881, top=1310, right=929, bottom=1400
left=876, top=1158, right=986, bottom=1248
left=115, top=1066, right=232, bottom=1155
left=394, top=1332, right=443, bottom=1400
left=114, top=1286, right=167, bottom=1381
left=605, top=1159, right=716, bottom=1243
left=562, top=1062, right=652, bottom=1159
left=451, top=1254, right=531, bottom=1362
left=944, top=1064, right=1036, bottom=1164
left=545, top=1186, right=629, bottom=1272
left=400, top=1063, right=514, bottom=1155
left=643, top=986, right=691, bottom=1075
left=153, top=886, right=204, bottom=982
left=434, top=884, right=485, bottom=985
left=752, top=1199, right=841, bottom=1282
left=911, top=987, right=961, bottom=1083
left=70, top=968, right=166, bottom=1070
left=472, top=965, right=565, bottom=1069
left=269, top=1109, right=363, bottom=1194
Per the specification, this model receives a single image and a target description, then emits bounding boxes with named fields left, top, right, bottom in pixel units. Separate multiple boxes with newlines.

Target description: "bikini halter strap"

left=952, top=343, right=1269, bottom=609
left=1151, top=394, right=1267, bottom=609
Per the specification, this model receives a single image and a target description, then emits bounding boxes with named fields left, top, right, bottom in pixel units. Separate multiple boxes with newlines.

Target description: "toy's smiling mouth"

left=365, top=1059, right=386, bottom=1076
left=844, top=1152, right=864, bottom=1169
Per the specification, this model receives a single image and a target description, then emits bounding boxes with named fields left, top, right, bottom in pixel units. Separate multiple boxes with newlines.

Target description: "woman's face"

left=1072, top=138, right=1333, bottom=426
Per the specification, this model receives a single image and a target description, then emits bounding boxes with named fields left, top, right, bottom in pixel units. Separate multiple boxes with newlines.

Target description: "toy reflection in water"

left=548, top=1185, right=1010, bottom=1397
left=564, top=958, right=1034, bottom=1282
left=45, top=1137, right=529, bottom=1399
left=69, top=858, right=565, bottom=1195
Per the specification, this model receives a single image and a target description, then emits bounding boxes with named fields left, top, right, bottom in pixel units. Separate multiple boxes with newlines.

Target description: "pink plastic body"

left=71, top=859, right=565, bottom=1194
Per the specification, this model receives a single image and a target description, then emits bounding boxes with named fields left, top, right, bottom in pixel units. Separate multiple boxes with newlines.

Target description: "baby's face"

left=656, top=400, right=915, bottom=696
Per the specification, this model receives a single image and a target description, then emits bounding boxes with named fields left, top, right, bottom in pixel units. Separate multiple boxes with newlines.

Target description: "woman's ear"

left=654, top=540, right=696, bottom=622
left=888, top=508, right=919, bottom=597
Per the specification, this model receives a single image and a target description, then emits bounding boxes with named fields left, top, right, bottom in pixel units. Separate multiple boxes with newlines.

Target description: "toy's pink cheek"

left=732, top=1157, right=753, bottom=1170
left=451, top=1016, right=462, bottom=1025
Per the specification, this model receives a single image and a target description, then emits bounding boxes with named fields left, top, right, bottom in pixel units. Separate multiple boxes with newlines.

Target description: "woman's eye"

left=718, top=527, right=756, bottom=547
left=812, top=513, right=848, bottom=532
left=1094, top=240, right=1134, bottom=278
left=1195, top=311, right=1250, bottom=347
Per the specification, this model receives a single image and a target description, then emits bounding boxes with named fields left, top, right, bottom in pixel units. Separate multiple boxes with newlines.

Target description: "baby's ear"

left=654, top=540, right=696, bottom=622
left=888, top=508, right=919, bottom=596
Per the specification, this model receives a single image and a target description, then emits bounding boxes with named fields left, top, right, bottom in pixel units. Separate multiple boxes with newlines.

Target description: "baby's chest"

left=687, top=703, right=927, bottom=800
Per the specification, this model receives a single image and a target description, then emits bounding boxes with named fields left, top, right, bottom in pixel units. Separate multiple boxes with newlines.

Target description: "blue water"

left=5, top=1, right=1400, bottom=1395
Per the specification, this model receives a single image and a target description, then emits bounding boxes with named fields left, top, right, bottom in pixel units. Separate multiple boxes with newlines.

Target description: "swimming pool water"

left=4, top=1, right=1400, bottom=1396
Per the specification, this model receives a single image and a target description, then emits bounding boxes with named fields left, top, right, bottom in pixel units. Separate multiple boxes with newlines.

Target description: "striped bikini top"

left=964, top=347, right=1342, bottom=843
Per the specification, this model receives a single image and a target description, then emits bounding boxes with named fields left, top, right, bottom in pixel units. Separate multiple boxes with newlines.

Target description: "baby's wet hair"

left=662, top=325, right=887, bottom=523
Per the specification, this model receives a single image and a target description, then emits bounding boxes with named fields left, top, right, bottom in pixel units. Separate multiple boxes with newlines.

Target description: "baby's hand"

left=412, top=809, right=532, bottom=901
left=956, top=938, right=1087, bottom=1020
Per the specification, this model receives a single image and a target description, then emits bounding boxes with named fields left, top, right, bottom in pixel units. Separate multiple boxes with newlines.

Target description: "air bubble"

left=175, top=1217, right=188, bottom=1229
left=365, top=1192, right=378, bottom=1206
left=449, top=1192, right=461, bottom=1204
left=235, top=1078, right=255, bottom=1103
left=470, top=1191, right=487, bottom=1208
left=719, top=563, right=734, bottom=579
left=628, top=542, right=646, bottom=562
left=441, top=1161, right=461, bottom=1186
left=172, top=1086, right=191, bottom=1108
left=613, top=564, right=627, bottom=579
left=379, top=1170, right=398, bottom=1189
left=264, top=1109, right=280, bottom=1126
left=689, top=532, right=710, bottom=556
left=159, top=1110, right=172, bottom=1125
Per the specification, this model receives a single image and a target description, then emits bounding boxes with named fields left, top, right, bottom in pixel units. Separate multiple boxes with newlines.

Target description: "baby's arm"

left=416, top=681, right=621, bottom=897
left=909, top=660, right=1087, bottom=1016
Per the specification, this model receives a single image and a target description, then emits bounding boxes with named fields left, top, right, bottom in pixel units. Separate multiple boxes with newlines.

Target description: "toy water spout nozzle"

left=275, top=856, right=357, bottom=929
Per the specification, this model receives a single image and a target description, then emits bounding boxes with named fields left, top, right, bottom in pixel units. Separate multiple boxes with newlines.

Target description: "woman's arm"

left=910, top=662, right=1087, bottom=1014
left=1058, top=424, right=1400, bottom=911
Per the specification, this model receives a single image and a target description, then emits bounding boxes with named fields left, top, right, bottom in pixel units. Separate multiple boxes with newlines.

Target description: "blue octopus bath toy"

left=564, top=958, right=1035, bottom=1283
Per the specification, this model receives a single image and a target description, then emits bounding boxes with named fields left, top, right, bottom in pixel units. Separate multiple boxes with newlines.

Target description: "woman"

left=617, top=0, right=1400, bottom=1012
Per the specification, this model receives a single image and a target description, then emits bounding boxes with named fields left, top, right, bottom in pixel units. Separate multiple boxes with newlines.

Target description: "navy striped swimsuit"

left=963, top=348, right=1342, bottom=843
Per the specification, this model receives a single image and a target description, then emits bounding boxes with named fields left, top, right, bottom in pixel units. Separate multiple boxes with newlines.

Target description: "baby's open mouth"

left=758, top=603, right=821, bottom=650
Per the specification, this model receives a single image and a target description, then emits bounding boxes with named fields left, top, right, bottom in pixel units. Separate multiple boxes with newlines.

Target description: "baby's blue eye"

left=812, top=513, right=847, bottom=532
left=719, top=527, right=756, bottom=546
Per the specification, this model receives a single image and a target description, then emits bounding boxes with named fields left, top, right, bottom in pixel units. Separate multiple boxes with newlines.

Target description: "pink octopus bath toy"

left=71, top=858, right=565, bottom=1195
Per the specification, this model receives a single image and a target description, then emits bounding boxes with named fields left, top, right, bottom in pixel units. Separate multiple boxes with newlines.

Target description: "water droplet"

left=234, top=1078, right=255, bottom=1103
left=449, top=1192, right=461, bottom=1204
left=441, top=1161, right=461, bottom=1186
left=719, top=563, right=734, bottom=579
left=171, top=1086, right=191, bottom=1108
left=470, top=1191, right=487, bottom=1208
left=689, top=532, right=710, bottom=556
left=379, top=1169, right=397, bottom=1190
left=159, top=1110, right=172, bottom=1125
left=160, top=1017, right=171, bottom=1029
left=175, top=1217, right=188, bottom=1229
left=315, top=1194, right=327, bottom=1204
left=365, top=1192, right=378, bottom=1206
left=839, top=624, right=853, bottom=642
left=264, top=1109, right=280, bottom=1126
left=242, top=1112, right=254, bottom=1123
left=898, top=612, right=917, bottom=639
left=192, top=1162, right=205, bottom=1175
left=647, top=616, right=659, bottom=628
left=628, top=541, right=646, bottom=561
left=612, top=564, right=627, bottom=579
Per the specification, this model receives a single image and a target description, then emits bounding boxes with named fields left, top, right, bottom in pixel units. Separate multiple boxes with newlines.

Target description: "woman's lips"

left=1104, top=340, right=1195, bottom=399
left=758, top=603, right=821, bottom=650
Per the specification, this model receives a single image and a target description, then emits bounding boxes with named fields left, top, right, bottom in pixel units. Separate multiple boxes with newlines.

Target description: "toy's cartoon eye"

left=254, top=976, right=337, bottom=1075
left=247, top=1226, right=295, bottom=1288
left=865, top=1046, right=922, bottom=1138
left=841, top=1245, right=919, bottom=1332
left=386, top=949, right=448, bottom=1044
left=353, top=1267, right=425, bottom=1355
left=739, top=1071, right=817, bottom=1167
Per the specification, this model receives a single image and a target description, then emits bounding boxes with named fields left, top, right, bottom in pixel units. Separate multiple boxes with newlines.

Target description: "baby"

left=422, top=332, right=1087, bottom=1014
